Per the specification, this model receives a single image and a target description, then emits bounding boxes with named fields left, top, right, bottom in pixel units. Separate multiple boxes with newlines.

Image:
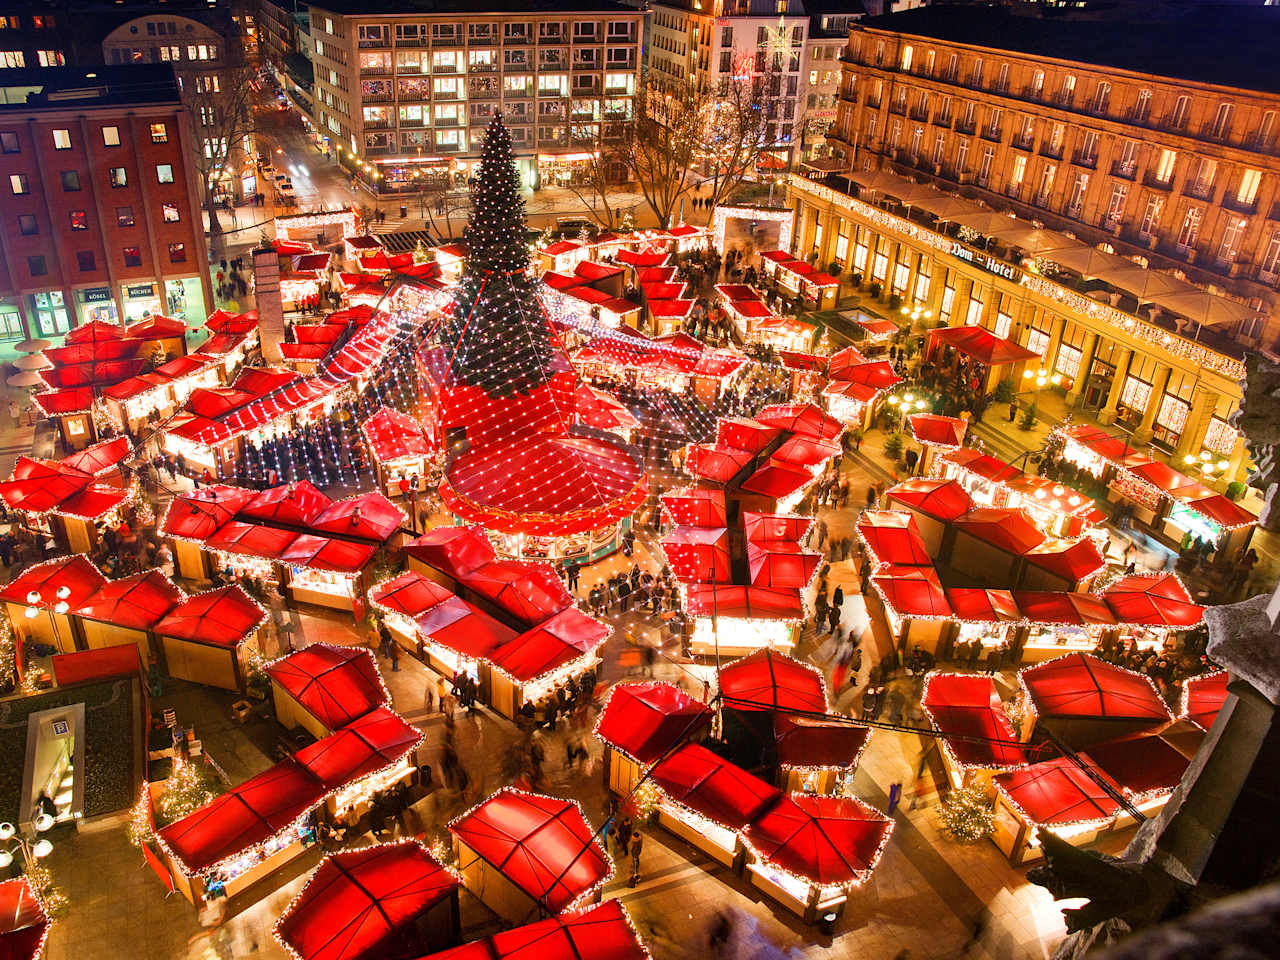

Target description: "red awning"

left=0, top=555, right=107, bottom=609
left=683, top=584, right=804, bottom=621
left=742, top=794, right=891, bottom=888
left=242, top=481, right=334, bottom=528
left=1012, top=591, right=1116, bottom=626
left=687, top=444, right=752, bottom=484
left=953, top=508, right=1046, bottom=555
left=1102, top=573, right=1202, bottom=628
left=929, top=325, right=1039, bottom=365
left=405, top=526, right=496, bottom=578
left=0, top=877, right=50, bottom=960
left=662, top=525, right=731, bottom=584
left=740, top=462, right=813, bottom=500
left=908, top=413, right=967, bottom=448
left=275, top=840, right=458, bottom=960
left=159, top=759, right=325, bottom=875
left=0, top=457, right=93, bottom=514
left=449, top=788, right=610, bottom=914
left=281, top=535, right=378, bottom=574
left=1180, top=493, right=1256, bottom=530
left=719, top=649, right=827, bottom=713
left=828, top=359, right=901, bottom=391
left=773, top=713, right=871, bottom=770
left=294, top=707, right=422, bottom=792
left=857, top=511, right=931, bottom=565
left=206, top=521, right=300, bottom=560
left=413, top=900, right=646, bottom=960
left=1086, top=727, right=1197, bottom=799
left=660, top=487, right=727, bottom=527
left=995, top=757, right=1122, bottom=828
left=746, top=541, right=820, bottom=590
left=416, top=597, right=517, bottom=663
left=755, top=402, right=844, bottom=441
left=1023, top=538, right=1107, bottom=583
left=50, top=645, right=142, bottom=686
left=1181, top=670, right=1229, bottom=731
left=771, top=434, right=841, bottom=469
left=62, top=435, right=131, bottom=476
left=1019, top=653, right=1172, bottom=722
left=742, top=512, right=811, bottom=543
left=886, top=477, right=973, bottom=521
left=311, top=493, right=406, bottom=543
left=74, top=570, right=182, bottom=629
left=370, top=571, right=455, bottom=620
left=266, top=645, right=387, bottom=731
left=717, top=418, right=780, bottom=454
left=921, top=673, right=1027, bottom=769
left=488, top=607, right=609, bottom=683
left=649, top=743, right=781, bottom=831
left=154, top=585, right=263, bottom=647
left=943, top=448, right=1024, bottom=484
left=871, top=564, right=952, bottom=619
left=594, top=681, right=712, bottom=765
left=459, top=560, right=574, bottom=627
left=944, top=588, right=1020, bottom=623
left=161, top=486, right=257, bottom=540
left=363, top=406, right=433, bottom=464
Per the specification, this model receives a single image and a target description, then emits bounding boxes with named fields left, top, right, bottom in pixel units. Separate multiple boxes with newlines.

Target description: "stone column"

left=1064, top=330, right=1097, bottom=408
left=1176, top=387, right=1219, bottom=458
left=1132, top=364, right=1171, bottom=444
left=1096, top=347, right=1132, bottom=425
left=253, top=246, right=285, bottom=364
left=1226, top=433, right=1249, bottom=486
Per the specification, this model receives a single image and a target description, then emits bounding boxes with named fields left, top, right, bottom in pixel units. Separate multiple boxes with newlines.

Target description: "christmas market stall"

left=885, top=478, right=973, bottom=555
left=274, top=840, right=461, bottom=960
left=0, top=877, right=51, bottom=960
left=907, top=413, right=968, bottom=476
left=773, top=712, right=872, bottom=795
left=448, top=788, right=611, bottom=924
left=361, top=406, right=435, bottom=496
left=1180, top=669, right=1229, bottom=731
left=0, top=555, right=107, bottom=656
left=920, top=672, right=1028, bottom=790
left=266, top=644, right=389, bottom=740
left=821, top=351, right=903, bottom=428
left=990, top=756, right=1124, bottom=866
left=594, top=680, right=713, bottom=797
left=153, top=586, right=266, bottom=691
left=72, top=569, right=182, bottom=662
left=926, top=325, right=1038, bottom=395
left=864, top=564, right=953, bottom=657
left=404, top=899, right=648, bottom=960
left=1055, top=425, right=1256, bottom=553
left=0, top=437, right=134, bottom=554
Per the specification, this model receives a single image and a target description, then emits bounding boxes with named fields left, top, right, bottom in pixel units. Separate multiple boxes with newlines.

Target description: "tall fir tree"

left=442, top=113, right=570, bottom=400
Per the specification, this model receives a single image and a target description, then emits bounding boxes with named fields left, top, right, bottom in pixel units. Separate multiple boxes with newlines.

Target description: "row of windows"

left=24, top=243, right=186, bottom=277
left=0, top=123, right=169, bottom=154
left=0, top=14, right=55, bottom=29
left=356, top=48, right=635, bottom=72
left=0, top=49, right=63, bottom=68
left=8, top=163, right=174, bottom=195
left=107, top=44, right=217, bottom=65
left=350, top=20, right=636, bottom=44
left=16, top=201, right=179, bottom=235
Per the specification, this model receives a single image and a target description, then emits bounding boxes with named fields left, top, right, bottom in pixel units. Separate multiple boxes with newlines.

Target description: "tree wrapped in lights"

left=939, top=781, right=995, bottom=843
left=157, top=757, right=220, bottom=827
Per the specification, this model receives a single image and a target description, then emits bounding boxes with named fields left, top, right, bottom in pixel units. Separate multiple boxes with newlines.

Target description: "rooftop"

left=306, top=0, right=640, bottom=15
left=858, top=6, right=1280, bottom=95
left=0, top=64, right=182, bottom=111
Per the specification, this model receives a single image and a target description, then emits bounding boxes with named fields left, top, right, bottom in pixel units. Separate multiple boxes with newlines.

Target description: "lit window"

left=102, top=125, right=120, bottom=146
left=162, top=201, right=180, bottom=222
left=0, top=52, right=25, bottom=69
left=36, top=50, right=63, bottom=67
left=168, top=242, right=186, bottom=263
left=1154, top=149, right=1176, bottom=184
left=116, top=206, right=134, bottom=227
left=9, top=173, right=28, bottom=195
left=109, top=167, right=127, bottom=188
left=123, top=246, right=142, bottom=267
left=150, top=122, right=168, bottom=143
left=69, top=209, right=88, bottom=230
left=1237, top=168, right=1262, bottom=205
left=51, top=128, right=71, bottom=150
left=156, top=164, right=174, bottom=183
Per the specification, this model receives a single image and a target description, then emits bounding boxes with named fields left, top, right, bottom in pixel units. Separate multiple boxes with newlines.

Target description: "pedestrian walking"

left=629, top=831, right=644, bottom=886
left=887, top=781, right=903, bottom=813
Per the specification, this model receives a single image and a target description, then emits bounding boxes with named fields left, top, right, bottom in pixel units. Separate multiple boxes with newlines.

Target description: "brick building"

left=0, top=65, right=213, bottom=343
left=303, top=0, right=644, bottom=194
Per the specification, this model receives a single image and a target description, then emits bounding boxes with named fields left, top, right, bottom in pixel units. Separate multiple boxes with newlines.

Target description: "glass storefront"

left=29, top=292, right=70, bottom=337
left=121, top=282, right=163, bottom=322
left=164, top=277, right=206, bottom=326
left=0, top=298, right=22, bottom=341
left=75, top=287, right=119, bottom=326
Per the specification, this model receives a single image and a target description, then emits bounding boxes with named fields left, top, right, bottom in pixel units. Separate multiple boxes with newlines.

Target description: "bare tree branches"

left=617, top=75, right=701, bottom=230
left=562, top=119, right=628, bottom=232
left=699, top=73, right=768, bottom=219
left=187, top=60, right=258, bottom=246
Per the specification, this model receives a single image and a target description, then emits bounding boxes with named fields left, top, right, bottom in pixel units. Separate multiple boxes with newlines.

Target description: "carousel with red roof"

left=413, top=115, right=647, bottom=564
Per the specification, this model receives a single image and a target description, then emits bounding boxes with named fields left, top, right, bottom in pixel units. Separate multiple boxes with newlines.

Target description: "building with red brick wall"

left=0, top=64, right=213, bottom=342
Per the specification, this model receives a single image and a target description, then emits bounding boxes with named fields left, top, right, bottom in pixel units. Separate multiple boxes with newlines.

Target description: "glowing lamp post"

left=0, top=816, right=55, bottom=870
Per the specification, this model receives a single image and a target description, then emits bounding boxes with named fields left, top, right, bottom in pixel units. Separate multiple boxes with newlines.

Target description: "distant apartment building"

left=304, top=1, right=645, bottom=194
left=0, top=66, right=213, bottom=341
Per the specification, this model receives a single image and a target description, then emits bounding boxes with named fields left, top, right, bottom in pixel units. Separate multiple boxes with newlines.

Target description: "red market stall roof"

left=953, top=508, right=1046, bottom=555
left=908, top=413, right=968, bottom=448
left=994, top=757, right=1122, bottom=826
left=574, top=260, right=624, bottom=282
left=266, top=645, right=388, bottom=731
left=719, top=649, right=827, bottom=713
left=411, top=900, right=646, bottom=960
left=1085, top=726, right=1199, bottom=800
left=743, top=511, right=812, bottom=543
left=161, top=486, right=258, bottom=540
left=649, top=743, right=781, bottom=831
left=416, top=596, right=518, bottom=663
left=742, top=794, right=892, bottom=888
left=1105, top=570, right=1203, bottom=632
left=74, top=570, right=182, bottom=629
left=740, top=462, right=813, bottom=500
left=773, top=713, right=871, bottom=770
left=886, top=478, right=973, bottom=522
left=159, top=759, right=326, bottom=876
left=594, top=681, right=712, bottom=765
left=1023, top=537, right=1107, bottom=583
left=275, top=841, right=458, bottom=960
left=243, top=481, right=333, bottom=528
left=684, top=584, right=804, bottom=621
left=0, top=555, right=107, bottom=610
left=0, top=457, right=94, bottom=515
left=871, top=565, right=952, bottom=619
left=312, top=493, right=406, bottom=542
left=50, top=644, right=142, bottom=686
left=755, top=402, right=844, bottom=441
left=640, top=266, right=679, bottom=284
left=615, top=249, right=670, bottom=268
left=154, top=585, right=264, bottom=647
left=369, top=571, right=455, bottom=620
left=1019, top=653, right=1172, bottom=723
left=660, top=487, right=727, bottom=527
left=0, top=877, right=50, bottom=960
left=944, top=588, right=1021, bottom=623
left=857, top=511, right=931, bottom=565
left=281, top=536, right=379, bottom=574
left=405, top=526, right=496, bottom=577
left=746, top=540, right=820, bottom=590
left=62, top=435, right=131, bottom=476
left=714, top=283, right=760, bottom=301
left=687, top=442, right=753, bottom=485
left=449, top=788, right=610, bottom=914
left=459, top=560, right=574, bottom=627
left=1178, top=492, right=1256, bottom=530
left=662, top=525, right=731, bottom=584
left=1181, top=671, right=1229, bottom=731
left=929, top=325, right=1039, bottom=366
left=772, top=434, right=841, bottom=469
left=488, top=607, right=610, bottom=683
left=828, top=359, right=901, bottom=391
left=1011, top=592, right=1116, bottom=627
left=541, top=240, right=583, bottom=256
left=207, top=520, right=301, bottom=560
left=943, top=448, right=1025, bottom=484
left=921, top=673, right=1027, bottom=769
left=642, top=282, right=688, bottom=300
left=294, top=706, right=422, bottom=792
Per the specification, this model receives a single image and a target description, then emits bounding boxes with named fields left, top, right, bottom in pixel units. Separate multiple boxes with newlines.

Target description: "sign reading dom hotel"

left=950, top=241, right=1022, bottom=283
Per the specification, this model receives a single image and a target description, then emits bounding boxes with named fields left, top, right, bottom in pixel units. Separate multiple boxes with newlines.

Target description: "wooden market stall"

left=153, top=586, right=265, bottom=691
left=266, top=644, right=389, bottom=740
left=594, top=681, right=712, bottom=798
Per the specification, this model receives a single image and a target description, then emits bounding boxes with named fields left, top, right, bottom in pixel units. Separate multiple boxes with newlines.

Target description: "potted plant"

left=869, top=281, right=882, bottom=299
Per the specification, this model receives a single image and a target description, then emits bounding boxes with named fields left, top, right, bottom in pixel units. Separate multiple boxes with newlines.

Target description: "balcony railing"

left=1070, top=150, right=1097, bottom=169
left=1011, top=133, right=1034, bottom=151
left=1222, top=194, right=1259, bottom=215
left=1040, top=143, right=1063, bottom=160
left=955, top=117, right=976, bottom=135
left=981, top=126, right=1003, bottom=143
left=1185, top=180, right=1215, bottom=201
left=1110, top=159, right=1137, bottom=180
left=1143, top=171, right=1174, bottom=191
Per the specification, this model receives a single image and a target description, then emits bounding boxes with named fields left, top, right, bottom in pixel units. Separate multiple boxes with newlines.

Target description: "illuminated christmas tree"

left=939, top=781, right=995, bottom=843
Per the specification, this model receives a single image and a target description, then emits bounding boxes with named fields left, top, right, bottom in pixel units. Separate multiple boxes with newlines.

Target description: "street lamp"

left=1022, top=366, right=1062, bottom=390
left=1183, top=450, right=1231, bottom=479
left=0, top=817, right=55, bottom=871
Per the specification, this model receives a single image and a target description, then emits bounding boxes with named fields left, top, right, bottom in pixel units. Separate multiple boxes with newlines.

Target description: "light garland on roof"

left=918, top=671, right=1033, bottom=774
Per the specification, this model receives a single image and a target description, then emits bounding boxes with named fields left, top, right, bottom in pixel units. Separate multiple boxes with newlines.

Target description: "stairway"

left=52, top=762, right=74, bottom=823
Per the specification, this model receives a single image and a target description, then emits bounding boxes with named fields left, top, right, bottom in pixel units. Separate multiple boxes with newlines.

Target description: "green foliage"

left=1226, top=480, right=1246, bottom=502
left=463, top=114, right=529, bottom=274
left=883, top=431, right=905, bottom=462
left=888, top=293, right=902, bottom=311
left=940, top=782, right=995, bottom=843
left=1019, top=401, right=1038, bottom=431
left=993, top=379, right=1016, bottom=403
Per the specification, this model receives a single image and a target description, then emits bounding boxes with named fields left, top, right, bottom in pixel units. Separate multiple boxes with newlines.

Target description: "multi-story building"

left=305, top=0, right=644, bottom=194
left=798, top=1, right=865, bottom=161
left=257, top=0, right=317, bottom=122
left=0, top=65, right=213, bottom=344
left=0, top=5, right=68, bottom=70
left=793, top=6, right=1280, bottom=485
